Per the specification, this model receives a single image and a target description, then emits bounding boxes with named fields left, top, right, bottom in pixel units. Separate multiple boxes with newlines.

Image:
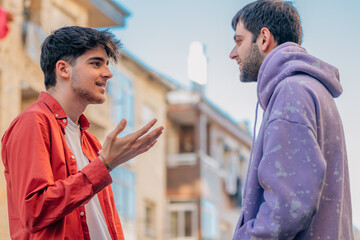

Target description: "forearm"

left=19, top=158, right=111, bottom=232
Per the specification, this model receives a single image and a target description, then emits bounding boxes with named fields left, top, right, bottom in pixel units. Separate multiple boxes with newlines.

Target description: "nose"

left=229, top=46, right=238, bottom=60
left=102, top=65, right=113, bottom=79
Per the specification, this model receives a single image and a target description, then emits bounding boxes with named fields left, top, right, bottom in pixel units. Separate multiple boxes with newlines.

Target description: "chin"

left=240, top=73, right=257, bottom=83
left=240, top=78, right=257, bottom=83
left=86, top=95, right=105, bottom=104
left=94, top=97, right=105, bottom=104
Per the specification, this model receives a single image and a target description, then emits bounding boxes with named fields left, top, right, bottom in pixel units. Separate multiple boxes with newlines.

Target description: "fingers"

left=108, top=119, right=127, bottom=139
left=132, top=119, right=158, bottom=139
left=137, top=126, right=163, bottom=148
left=138, top=140, right=158, bottom=155
left=149, top=126, right=164, bottom=141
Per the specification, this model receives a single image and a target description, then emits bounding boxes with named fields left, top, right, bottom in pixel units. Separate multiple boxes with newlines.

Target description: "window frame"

left=144, top=200, right=156, bottom=238
left=167, top=201, right=198, bottom=240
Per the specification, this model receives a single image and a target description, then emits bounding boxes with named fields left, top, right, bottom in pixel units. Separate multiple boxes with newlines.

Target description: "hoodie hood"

left=257, top=42, right=342, bottom=110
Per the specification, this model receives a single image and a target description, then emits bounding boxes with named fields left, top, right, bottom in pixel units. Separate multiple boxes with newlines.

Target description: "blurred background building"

left=0, top=0, right=251, bottom=239
left=355, top=227, right=360, bottom=240
left=166, top=88, right=251, bottom=239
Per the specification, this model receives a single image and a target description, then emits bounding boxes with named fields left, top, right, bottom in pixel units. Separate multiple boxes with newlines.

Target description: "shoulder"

left=266, top=76, right=320, bottom=129
left=20, top=102, right=54, bottom=125
left=6, top=101, right=54, bottom=136
left=275, top=76, right=317, bottom=97
left=270, top=75, right=323, bottom=111
left=1, top=102, right=54, bottom=150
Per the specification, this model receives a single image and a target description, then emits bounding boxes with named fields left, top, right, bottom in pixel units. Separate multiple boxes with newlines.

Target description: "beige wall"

left=134, top=80, right=167, bottom=240
left=116, top=59, right=169, bottom=240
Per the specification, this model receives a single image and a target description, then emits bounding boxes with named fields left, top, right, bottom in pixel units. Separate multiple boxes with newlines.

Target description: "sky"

left=112, top=0, right=360, bottom=229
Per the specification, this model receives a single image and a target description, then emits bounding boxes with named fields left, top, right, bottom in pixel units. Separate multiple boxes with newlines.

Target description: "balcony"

left=167, top=153, right=197, bottom=168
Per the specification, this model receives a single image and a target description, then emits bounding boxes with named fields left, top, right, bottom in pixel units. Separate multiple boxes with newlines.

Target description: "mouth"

left=96, top=82, right=107, bottom=88
left=95, top=82, right=107, bottom=93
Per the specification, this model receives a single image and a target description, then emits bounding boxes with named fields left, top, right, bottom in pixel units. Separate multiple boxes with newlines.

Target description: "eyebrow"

left=233, top=34, right=244, bottom=40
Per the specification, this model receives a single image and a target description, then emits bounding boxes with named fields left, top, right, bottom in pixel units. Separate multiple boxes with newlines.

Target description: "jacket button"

left=55, top=114, right=59, bottom=117
left=63, top=119, right=67, bottom=123
left=71, top=155, right=75, bottom=159
left=80, top=211, right=85, bottom=217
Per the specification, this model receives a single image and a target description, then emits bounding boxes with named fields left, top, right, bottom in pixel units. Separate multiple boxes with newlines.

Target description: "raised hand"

left=100, top=118, right=163, bottom=169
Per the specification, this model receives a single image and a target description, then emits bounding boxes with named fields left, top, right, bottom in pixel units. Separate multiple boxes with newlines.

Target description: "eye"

left=235, top=39, right=242, bottom=46
left=91, top=62, right=101, bottom=67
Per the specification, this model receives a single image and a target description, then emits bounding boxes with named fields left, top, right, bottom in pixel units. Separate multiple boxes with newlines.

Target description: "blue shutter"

left=111, top=166, right=136, bottom=220
left=201, top=199, right=218, bottom=239
left=107, top=66, right=134, bottom=136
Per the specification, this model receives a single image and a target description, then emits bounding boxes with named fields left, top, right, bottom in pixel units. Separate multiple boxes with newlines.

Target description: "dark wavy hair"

left=40, top=26, right=121, bottom=89
left=232, top=0, right=302, bottom=45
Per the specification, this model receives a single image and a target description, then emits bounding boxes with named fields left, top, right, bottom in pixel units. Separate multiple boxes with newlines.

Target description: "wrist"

left=98, top=154, right=112, bottom=172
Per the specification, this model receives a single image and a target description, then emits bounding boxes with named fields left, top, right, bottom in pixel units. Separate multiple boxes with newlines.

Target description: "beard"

left=71, top=70, right=105, bottom=104
left=240, top=43, right=264, bottom=82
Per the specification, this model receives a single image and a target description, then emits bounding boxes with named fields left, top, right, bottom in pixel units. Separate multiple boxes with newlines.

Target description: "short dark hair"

left=232, top=0, right=302, bottom=45
left=40, top=26, right=122, bottom=89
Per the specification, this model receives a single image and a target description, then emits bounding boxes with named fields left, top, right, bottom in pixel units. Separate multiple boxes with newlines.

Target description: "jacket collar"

left=38, top=91, right=90, bottom=131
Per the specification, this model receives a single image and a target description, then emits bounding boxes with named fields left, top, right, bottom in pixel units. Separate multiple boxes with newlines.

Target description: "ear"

left=55, top=60, right=71, bottom=80
left=257, top=27, right=276, bottom=54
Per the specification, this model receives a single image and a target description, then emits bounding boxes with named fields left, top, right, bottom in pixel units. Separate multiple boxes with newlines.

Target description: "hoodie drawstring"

left=249, top=101, right=260, bottom=163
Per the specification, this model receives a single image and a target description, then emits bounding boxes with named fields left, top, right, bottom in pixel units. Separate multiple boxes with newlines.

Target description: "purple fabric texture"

left=233, top=42, right=353, bottom=240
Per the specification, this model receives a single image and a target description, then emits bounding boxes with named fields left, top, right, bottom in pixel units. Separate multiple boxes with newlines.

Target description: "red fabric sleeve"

left=4, top=112, right=112, bottom=233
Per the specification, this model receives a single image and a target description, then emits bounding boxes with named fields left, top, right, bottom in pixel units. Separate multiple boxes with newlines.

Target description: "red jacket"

left=1, top=92, right=124, bottom=239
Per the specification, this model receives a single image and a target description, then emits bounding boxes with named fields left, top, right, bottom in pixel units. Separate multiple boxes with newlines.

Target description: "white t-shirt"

left=64, top=117, right=111, bottom=240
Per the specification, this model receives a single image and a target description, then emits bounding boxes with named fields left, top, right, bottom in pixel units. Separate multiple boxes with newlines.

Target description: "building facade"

left=166, top=89, right=252, bottom=240
left=354, top=226, right=360, bottom=240
left=110, top=50, right=175, bottom=240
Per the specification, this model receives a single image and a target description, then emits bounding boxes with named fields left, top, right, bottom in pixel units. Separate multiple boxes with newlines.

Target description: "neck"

left=47, top=87, right=87, bottom=124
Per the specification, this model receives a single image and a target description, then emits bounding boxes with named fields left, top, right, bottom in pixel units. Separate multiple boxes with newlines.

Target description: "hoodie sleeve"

left=234, top=119, right=326, bottom=239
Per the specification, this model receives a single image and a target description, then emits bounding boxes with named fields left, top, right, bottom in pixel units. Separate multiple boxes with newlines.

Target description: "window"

left=107, top=66, right=134, bottom=136
left=111, top=166, right=136, bottom=220
left=23, top=0, right=47, bottom=66
left=179, top=125, right=195, bottom=153
left=201, top=199, right=218, bottom=240
left=184, top=210, right=193, bottom=237
left=168, top=202, right=197, bottom=240
left=144, top=201, right=156, bottom=237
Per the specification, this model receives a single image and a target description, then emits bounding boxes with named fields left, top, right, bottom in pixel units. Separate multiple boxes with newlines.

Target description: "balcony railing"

left=167, top=153, right=197, bottom=167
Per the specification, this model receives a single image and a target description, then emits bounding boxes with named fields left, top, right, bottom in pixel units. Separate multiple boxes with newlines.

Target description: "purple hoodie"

left=233, top=42, right=353, bottom=239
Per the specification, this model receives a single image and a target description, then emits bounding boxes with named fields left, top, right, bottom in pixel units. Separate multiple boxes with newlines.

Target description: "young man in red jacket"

left=1, top=26, right=163, bottom=239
